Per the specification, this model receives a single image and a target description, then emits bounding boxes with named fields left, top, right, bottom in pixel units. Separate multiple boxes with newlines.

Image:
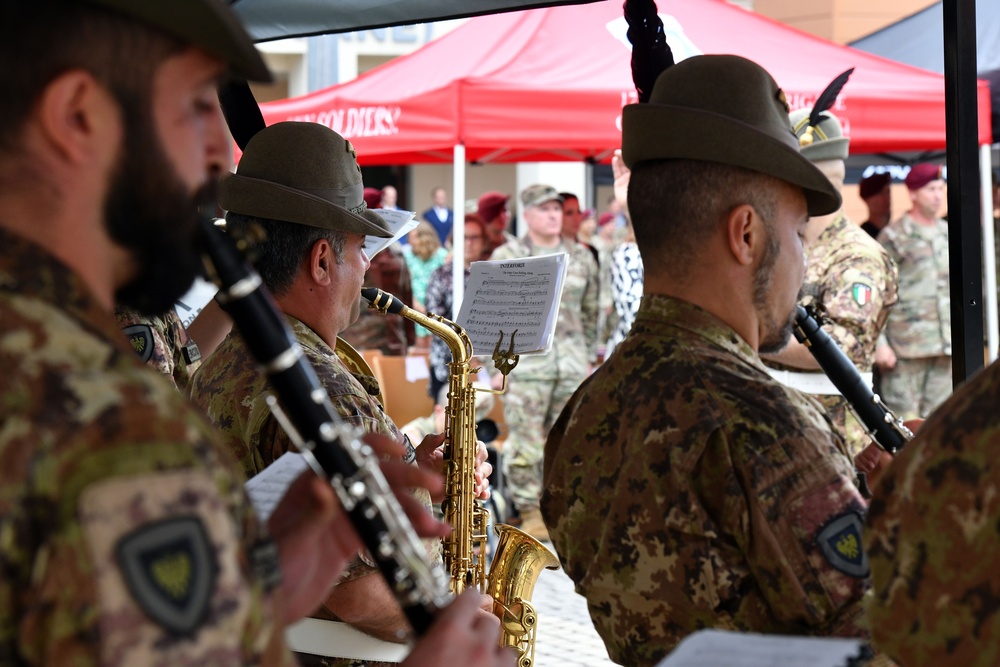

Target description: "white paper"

left=244, top=451, right=310, bottom=523
left=656, top=630, right=868, bottom=667
left=174, top=277, right=219, bottom=328
left=405, top=355, right=430, bottom=382
left=455, top=253, right=569, bottom=356
left=365, top=209, right=418, bottom=259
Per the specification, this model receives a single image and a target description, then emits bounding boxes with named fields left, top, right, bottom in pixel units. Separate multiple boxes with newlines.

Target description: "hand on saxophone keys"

left=415, top=432, right=493, bottom=501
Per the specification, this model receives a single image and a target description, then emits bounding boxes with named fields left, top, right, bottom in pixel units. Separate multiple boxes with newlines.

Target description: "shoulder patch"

left=815, top=512, right=869, bottom=578
left=116, top=516, right=217, bottom=635
left=851, top=283, right=872, bottom=307
left=122, top=324, right=154, bottom=362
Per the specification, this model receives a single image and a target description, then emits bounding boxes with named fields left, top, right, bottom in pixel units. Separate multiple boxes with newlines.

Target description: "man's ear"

left=725, top=203, right=760, bottom=267
left=36, top=70, right=115, bottom=164
left=309, top=238, right=334, bottom=285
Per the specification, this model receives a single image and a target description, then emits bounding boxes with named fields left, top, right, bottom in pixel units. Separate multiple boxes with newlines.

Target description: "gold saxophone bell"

left=361, top=287, right=559, bottom=667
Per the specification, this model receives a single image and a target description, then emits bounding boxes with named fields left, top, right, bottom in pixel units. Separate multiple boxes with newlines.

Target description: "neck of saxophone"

left=361, top=287, right=471, bottom=365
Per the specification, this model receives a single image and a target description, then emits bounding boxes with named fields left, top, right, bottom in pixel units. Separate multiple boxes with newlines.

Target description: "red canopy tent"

left=258, top=0, right=992, bottom=165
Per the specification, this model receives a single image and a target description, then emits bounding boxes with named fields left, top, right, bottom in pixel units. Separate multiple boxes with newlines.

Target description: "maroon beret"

left=859, top=172, right=891, bottom=200
left=905, top=163, right=944, bottom=191
left=477, top=191, right=510, bottom=221
left=363, top=187, right=382, bottom=209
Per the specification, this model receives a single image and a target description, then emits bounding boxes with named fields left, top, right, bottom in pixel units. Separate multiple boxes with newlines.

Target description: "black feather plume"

left=624, top=0, right=674, bottom=104
left=808, top=67, right=854, bottom=128
left=218, top=79, right=267, bottom=150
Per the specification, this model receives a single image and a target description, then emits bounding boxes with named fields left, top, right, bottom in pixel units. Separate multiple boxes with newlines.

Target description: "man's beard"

left=105, top=111, right=212, bottom=316
left=753, top=223, right=796, bottom=355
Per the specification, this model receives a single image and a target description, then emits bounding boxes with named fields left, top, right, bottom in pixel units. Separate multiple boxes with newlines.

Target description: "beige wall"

left=753, top=0, right=937, bottom=44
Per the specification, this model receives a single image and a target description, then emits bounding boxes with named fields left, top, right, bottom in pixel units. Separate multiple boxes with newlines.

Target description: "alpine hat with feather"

left=621, top=54, right=841, bottom=217
left=789, top=68, right=853, bottom=163
left=219, top=122, right=392, bottom=238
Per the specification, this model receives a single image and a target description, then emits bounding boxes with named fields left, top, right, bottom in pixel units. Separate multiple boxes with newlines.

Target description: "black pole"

left=943, top=0, right=985, bottom=384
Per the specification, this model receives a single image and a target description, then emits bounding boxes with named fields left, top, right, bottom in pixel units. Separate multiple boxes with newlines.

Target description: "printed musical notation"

left=456, top=253, right=569, bottom=356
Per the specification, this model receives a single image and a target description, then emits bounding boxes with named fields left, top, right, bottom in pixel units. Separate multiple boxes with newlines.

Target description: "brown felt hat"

left=85, top=0, right=271, bottom=82
left=789, top=108, right=850, bottom=162
left=219, top=122, right=392, bottom=238
left=621, top=55, right=841, bottom=216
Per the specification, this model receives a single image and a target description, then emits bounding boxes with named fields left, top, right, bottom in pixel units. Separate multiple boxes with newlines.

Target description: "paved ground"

left=529, top=540, right=617, bottom=667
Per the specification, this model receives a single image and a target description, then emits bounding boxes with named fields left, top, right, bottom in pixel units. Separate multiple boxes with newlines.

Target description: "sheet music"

left=365, top=209, right=418, bottom=259
left=656, top=630, right=867, bottom=667
left=456, top=253, right=568, bottom=356
left=244, top=451, right=309, bottom=523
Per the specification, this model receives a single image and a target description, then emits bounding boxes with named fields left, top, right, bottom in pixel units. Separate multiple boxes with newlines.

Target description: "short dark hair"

left=628, top=160, right=778, bottom=279
left=0, top=1, right=183, bottom=153
left=226, top=212, right=348, bottom=297
left=559, top=192, right=579, bottom=202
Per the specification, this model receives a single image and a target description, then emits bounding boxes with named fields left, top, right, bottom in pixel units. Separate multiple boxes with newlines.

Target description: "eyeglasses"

left=465, top=235, right=483, bottom=241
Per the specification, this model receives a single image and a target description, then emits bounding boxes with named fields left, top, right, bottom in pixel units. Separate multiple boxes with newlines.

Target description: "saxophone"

left=362, top=287, right=560, bottom=667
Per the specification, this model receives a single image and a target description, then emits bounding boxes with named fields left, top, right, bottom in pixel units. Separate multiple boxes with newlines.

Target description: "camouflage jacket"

left=189, top=316, right=436, bottom=586
left=877, top=213, right=951, bottom=358
left=490, top=236, right=600, bottom=377
left=865, top=358, right=1000, bottom=666
left=541, top=295, right=870, bottom=666
left=0, top=228, right=290, bottom=666
left=114, top=306, right=203, bottom=393
left=767, top=214, right=899, bottom=454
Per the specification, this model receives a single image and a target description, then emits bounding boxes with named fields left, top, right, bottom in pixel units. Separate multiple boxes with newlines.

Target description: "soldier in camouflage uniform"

left=762, top=107, right=898, bottom=457
left=490, top=184, right=599, bottom=539
left=190, top=122, right=494, bottom=667
left=876, top=163, right=951, bottom=419
left=115, top=306, right=204, bottom=392
left=542, top=56, right=872, bottom=666
left=0, top=4, right=510, bottom=667
left=865, top=358, right=1000, bottom=666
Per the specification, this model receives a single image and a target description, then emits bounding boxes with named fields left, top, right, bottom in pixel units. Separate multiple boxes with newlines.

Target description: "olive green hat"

left=789, top=108, right=850, bottom=163
left=85, top=0, right=271, bottom=82
left=219, top=122, right=392, bottom=238
left=621, top=54, right=841, bottom=216
left=521, top=184, right=563, bottom=209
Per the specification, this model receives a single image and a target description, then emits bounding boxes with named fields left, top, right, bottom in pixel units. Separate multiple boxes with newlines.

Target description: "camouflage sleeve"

left=702, top=426, right=870, bottom=638
left=7, top=393, right=289, bottom=665
left=819, top=251, right=895, bottom=367
left=581, top=249, right=600, bottom=358
left=115, top=309, right=178, bottom=389
left=865, top=364, right=1000, bottom=666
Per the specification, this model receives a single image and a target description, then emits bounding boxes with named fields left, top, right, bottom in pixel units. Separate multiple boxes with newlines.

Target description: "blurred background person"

left=477, top=190, right=512, bottom=259
left=490, top=184, right=599, bottom=541
left=380, top=184, right=400, bottom=210
left=404, top=221, right=449, bottom=350
left=425, top=214, right=488, bottom=399
left=876, top=163, right=951, bottom=419
left=604, top=150, right=644, bottom=359
left=421, top=186, right=453, bottom=246
left=342, top=188, right=415, bottom=355
left=859, top=172, right=893, bottom=238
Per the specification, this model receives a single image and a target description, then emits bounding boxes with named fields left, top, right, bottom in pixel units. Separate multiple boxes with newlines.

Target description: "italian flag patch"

left=852, top=283, right=872, bottom=306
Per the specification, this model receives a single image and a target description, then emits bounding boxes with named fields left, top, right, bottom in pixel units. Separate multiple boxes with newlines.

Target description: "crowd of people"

left=3, top=1, right=1000, bottom=667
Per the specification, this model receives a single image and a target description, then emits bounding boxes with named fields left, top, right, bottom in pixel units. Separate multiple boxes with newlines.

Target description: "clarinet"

left=198, top=216, right=449, bottom=635
left=792, top=305, right=912, bottom=454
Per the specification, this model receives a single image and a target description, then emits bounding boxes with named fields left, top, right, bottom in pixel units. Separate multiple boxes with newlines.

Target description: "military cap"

left=85, top=0, right=270, bottom=82
left=621, top=55, right=840, bottom=217
left=905, top=163, right=944, bottom=191
left=219, top=122, right=392, bottom=238
left=521, top=184, right=563, bottom=209
left=789, top=108, right=850, bottom=163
